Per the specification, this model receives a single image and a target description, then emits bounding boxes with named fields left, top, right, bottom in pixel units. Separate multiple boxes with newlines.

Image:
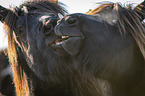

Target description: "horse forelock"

left=19, top=1, right=67, bottom=16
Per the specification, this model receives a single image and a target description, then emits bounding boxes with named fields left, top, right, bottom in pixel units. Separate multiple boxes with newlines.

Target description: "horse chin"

left=50, top=36, right=82, bottom=56
left=49, top=43, right=68, bottom=56
left=61, top=37, right=82, bottom=56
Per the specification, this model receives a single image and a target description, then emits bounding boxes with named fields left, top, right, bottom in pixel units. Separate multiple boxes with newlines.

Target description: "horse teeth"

left=62, top=36, right=66, bottom=38
left=56, top=42, right=62, bottom=45
left=62, top=36, right=69, bottom=39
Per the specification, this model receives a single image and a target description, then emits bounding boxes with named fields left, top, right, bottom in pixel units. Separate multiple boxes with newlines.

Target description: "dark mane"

left=19, top=0, right=67, bottom=15
left=3, top=0, right=67, bottom=96
left=87, top=3, right=145, bottom=59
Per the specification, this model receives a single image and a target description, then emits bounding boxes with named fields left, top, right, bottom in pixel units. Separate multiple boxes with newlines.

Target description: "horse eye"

left=46, top=24, right=52, bottom=30
left=17, top=26, right=24, bottom=33
left=42, top=25, right=52, bottom=35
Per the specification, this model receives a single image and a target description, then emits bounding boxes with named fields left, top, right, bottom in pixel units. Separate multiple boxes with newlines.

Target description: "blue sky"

left=0, top=0, right=143, bottom=49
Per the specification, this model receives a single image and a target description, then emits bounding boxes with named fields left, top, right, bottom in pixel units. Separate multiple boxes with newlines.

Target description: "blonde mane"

left=3, top=0, right=66, bottom=95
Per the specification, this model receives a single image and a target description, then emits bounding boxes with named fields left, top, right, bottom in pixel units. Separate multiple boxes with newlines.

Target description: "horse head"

left=54, top=1, right=145, bottom=96
left=0, top=0, right=71, bottom=95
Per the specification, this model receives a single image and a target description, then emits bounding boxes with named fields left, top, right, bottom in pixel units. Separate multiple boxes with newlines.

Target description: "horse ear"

left=133, top=1, right=145, bottom=21
left=0, top=5, right=11, bottom=23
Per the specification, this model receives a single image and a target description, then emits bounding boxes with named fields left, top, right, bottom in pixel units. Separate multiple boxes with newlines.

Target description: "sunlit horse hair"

left=2, top=0, right=66, bottom=95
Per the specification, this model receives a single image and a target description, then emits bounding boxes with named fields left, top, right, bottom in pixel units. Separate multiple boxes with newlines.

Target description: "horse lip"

left=61, top=36, right=82, bottom=55
left=48, top=36, right=81, bottom=53
left=48, top=36, right=69, bottom=51
left=49, top=43, right=63, bottom=49
left=49, top=35, right=80, bottom=45
left=48, top=37, right=69, bottom=56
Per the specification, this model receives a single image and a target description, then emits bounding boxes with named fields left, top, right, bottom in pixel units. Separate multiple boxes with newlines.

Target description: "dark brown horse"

left=0, top=49, right=15, bottom=96
left=0, top=0, right=73, bottom=96
left=54, top=1, right=145, bottom=96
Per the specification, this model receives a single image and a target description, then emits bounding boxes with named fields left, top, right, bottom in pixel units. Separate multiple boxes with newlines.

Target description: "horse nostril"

left=66, top=17, right=77, bottom=25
